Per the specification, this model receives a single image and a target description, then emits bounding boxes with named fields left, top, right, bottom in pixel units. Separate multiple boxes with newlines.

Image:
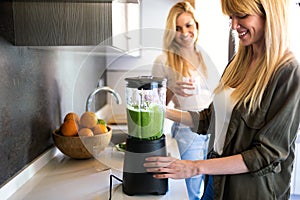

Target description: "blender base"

left=122, top=135, right=169, bottom=196
left=122, top=172, right=168, bottom=196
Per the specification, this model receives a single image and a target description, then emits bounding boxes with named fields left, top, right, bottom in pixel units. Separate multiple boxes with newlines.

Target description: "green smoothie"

left=126, top=103, right=164, bottom=140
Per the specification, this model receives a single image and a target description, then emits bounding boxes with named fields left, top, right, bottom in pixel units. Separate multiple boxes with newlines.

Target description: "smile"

left=181, top=36, right=192, bottom=41
left=239, top=30, right=248, bottom=38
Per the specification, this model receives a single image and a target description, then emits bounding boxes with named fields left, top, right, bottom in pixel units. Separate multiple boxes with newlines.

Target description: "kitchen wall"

left=290, top=1, right=300, bottom=61
left=0, top=38, right=107, bottom=186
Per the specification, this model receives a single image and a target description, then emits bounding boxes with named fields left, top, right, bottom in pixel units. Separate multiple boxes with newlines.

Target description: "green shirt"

left=190, top=59, right=300, bottom=200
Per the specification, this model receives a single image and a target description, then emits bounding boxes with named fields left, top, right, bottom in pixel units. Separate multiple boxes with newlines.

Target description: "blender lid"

left=125, top=76, right=166, bottom=90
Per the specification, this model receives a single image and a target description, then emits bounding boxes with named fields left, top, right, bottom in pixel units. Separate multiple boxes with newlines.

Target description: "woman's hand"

left=144, top=154, right=249, bottom=179
left=174, top=79, right=196, bottom=97
left=143, top=156, right=198, bottom=179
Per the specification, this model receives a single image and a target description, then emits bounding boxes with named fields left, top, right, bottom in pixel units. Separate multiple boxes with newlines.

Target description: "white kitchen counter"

left=6, top=135, right=188, bottom=200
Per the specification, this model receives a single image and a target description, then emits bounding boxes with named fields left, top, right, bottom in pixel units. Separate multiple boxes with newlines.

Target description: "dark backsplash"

left=0, top=40, right=60, bottom=186
left=0, top=37, right=107, bottom=186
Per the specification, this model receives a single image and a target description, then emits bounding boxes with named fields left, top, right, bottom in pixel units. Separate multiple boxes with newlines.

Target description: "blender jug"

left=125, top=76, right=166, bottom=140
left=122, top=76, right=168, bottom=196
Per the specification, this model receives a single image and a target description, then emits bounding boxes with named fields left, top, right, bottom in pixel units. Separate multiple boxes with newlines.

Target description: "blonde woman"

left=146, top=0, right=300, bottom=199
left=152, top=2, right=219, bottom=199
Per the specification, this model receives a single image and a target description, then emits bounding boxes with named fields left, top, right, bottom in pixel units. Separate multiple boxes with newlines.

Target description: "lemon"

left=93, top=124, right=108, bottom=134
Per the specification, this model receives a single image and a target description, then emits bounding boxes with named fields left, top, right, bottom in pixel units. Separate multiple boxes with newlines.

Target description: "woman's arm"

left=165, top=107, right=194, bottom=127
left=166, top=89, right=174, bottom=105
left=144, top=154, right=249, bottom=179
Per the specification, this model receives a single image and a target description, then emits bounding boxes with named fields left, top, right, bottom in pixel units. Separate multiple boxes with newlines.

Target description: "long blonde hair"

left=163, top=1, right=207, bottom=77
left=217, top=0, right=294, bottom=113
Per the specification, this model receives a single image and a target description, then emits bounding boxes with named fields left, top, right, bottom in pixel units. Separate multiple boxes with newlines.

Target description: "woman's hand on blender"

left=174, top=79, right=196, bottom=97
left=144, top=156, right=198, bottom=179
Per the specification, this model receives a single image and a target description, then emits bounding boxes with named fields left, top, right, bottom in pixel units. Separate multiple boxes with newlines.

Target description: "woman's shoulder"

left=277, top=57, right=300, bottom=78
left=272, top=58, right=300, bottom=92
left=196, top=45, right=218, bottom=69
left=196, top=45, right=210, bottom=58
left=154, top=53, right=168, bottom=64
left=152, top=53, right=172, bottom=77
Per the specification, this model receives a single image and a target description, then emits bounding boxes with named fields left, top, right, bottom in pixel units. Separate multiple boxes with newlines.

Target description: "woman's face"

left=230, top=13, right=265, bottom=49
left=174, top=12, right=198, bottom=48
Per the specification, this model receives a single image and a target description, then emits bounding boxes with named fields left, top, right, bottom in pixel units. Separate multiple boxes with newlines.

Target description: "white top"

left=213, top=88, right=236, bottom=155
left=152, top=46, right=220, bottom=111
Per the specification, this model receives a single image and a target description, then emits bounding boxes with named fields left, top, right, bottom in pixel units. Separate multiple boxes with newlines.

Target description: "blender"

left=122, top=76, right=168, bottom=195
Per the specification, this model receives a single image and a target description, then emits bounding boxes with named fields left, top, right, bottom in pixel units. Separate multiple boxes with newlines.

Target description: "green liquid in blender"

left=126, top=104, right=164, bottom=140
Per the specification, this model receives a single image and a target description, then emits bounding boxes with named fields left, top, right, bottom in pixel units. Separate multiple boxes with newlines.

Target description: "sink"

left=111, top=129, right=128, bottom=145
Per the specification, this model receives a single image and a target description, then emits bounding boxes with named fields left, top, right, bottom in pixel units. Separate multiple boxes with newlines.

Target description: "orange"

left=60, top=119, right=79, bottom=136
left=78, top=128, right=94, bottom=136
left=64, top=112, right=80, bottom=124
left=93, top=124, right=108, bottom=134
left=80, top=111, right=98, bottom=128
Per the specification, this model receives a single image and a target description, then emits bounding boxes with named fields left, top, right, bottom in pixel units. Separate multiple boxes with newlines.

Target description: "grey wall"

left=0, top=37, right=107, bottom=186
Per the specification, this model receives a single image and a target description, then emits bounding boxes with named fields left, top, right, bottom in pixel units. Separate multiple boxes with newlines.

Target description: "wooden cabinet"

left=0, top=1, right=141, bottom=47
left=0, top=1, right=112, bottom=46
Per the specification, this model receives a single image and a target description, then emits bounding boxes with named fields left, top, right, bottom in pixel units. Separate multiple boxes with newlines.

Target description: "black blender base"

left=122, top=172, right=168, bottom=196
left=122, top=135, right=168, bottom=196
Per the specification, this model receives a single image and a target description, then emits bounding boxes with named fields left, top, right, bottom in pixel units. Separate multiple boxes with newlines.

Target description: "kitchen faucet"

left=85, top=86, right=122, bottom=112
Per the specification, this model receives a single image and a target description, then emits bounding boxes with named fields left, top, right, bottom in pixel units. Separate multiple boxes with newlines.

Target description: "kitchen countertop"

left=7, top=134, right=188, bottom=200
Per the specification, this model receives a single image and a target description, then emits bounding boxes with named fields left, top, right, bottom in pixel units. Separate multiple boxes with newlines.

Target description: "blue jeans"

left=201, top=175, right=214, bottom=200
left=171, top=122, right=209, bottom=200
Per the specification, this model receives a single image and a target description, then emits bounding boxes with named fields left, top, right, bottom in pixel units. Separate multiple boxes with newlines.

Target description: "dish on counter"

left=115, top=142, right=126, bottom=152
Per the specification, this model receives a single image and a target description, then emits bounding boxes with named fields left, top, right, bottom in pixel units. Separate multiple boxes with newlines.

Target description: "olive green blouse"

left=189, top=59, right=300, bottom=200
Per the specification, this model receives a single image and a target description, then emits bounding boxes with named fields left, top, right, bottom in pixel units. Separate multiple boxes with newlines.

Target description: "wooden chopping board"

left=107, top=114, right=127, bottom=125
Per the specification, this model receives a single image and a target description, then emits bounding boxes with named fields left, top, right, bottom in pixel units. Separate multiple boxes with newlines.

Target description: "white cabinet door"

left=112, top=2, right=140, bottom=57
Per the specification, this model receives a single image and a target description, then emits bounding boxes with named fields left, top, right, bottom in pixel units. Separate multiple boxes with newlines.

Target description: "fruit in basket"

left=59, top=111, right=109, bottom=137
left=78, top=128, right=94, bottom=136
left=93, top=124, right=108, bottom=134
left=60, top=119, right=79, bottom=136
left=80, top=111, right=98, bottom=128
left=64, top=112, right=80, bottom=124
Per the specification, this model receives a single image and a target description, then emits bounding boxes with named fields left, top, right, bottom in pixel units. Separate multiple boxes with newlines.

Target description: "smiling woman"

left=145, top=0, right=300, bottom=199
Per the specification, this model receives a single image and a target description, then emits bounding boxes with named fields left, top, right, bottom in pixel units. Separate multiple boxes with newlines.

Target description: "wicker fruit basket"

left=52, top=126, right=112, bottom=159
